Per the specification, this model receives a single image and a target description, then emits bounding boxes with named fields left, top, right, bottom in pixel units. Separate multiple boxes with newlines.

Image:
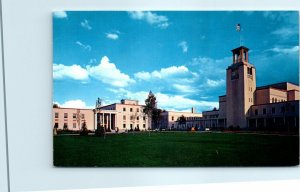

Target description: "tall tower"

left=226, top=46, right=256, bottom=129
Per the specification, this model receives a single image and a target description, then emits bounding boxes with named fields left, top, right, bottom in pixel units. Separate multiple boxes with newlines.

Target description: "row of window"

left=254, top=105, right=296, bottom=116
left=123, top=124, right=146, bottom=129
left=53, top=122, right=78, bottom=129
left=271, top=98, right=286, bottom=103
left=123, top=115, right=146, bottom=121
left=123, top=107, right=144, bottom=112
left=171, top=116, right=202, bottom=121
left=54, top=113, right=85, bottom=119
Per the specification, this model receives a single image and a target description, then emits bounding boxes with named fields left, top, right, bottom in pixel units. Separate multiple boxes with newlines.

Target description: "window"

left=73, top=113, right=77, bottom=118
left=130, top=124, right=133, bottom=129
left=54, top=123, right=58, bottom=128
left=143, top=116, right=146, bottom=121
left=81, top=114, right=85, bottom=119
left=249, top=98, right=250, bottom=102
left=64, top=113, right=68, bottom=118
left=137, top=108, right=139, bottom=112
left=55, top=113, right=59, bottom=118
left=130, top=116, right=133, bottom=120
left=255, top=109, right=258, bottom=116
left=275, top=98, right=277, bottom=103
left=263, top=108, right=266, bottom=115
left=291, top=105, right=295, bottom=112
left=123, top=124, right=126, bottom=128
left=247, top=67, right=252, bottom=75
left=272, top=98, right=274, bottom=103
left=272, top=107, right=275, bottom=114
left=63, top=123, right=68, bottom=129
left=123, top=115, right=126, bottom=120
left=73, top=123, right=76, bottom=128
left=143, top=124, right=146, bottom=128
left=137, top=116, right=139, bottom=120
left=172, top=116, right=174, bottom=121
left=123, top=107, right=126, bottom=111
left=130, top=108, right=133, bottom=112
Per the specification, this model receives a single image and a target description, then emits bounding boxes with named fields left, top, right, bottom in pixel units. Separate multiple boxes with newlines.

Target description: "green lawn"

left=53, top=132, right=299, bottom=167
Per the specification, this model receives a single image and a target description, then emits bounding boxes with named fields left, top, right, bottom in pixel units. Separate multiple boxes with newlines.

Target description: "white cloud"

left=53, top=64, right=89, bottom=81
left=107, top=89, right=218, bottom=112
left=80, top=19, right=92, bottom=30
left=271, top=28, right=298, bottom=39
left=106, top=33, right=119, bottom=40
left=270, top=46, right=299, bottom=54
left=56, top=100, right=94, bottom=109
left=54, top=56, right=134, bottom=87
left=53, top=11, right=67, bottom=19
left=88, top=56, right=135, bottom=87
left=134, top=66, right=190, bottom=81
left=128, top=11, right=169, bottom=29
left=76, top=41, right=92, bottom=51
left=173, top=84, right=197, bottom=93
left=155, top=93, right=218, bottom=111
left=207, top=79, right=225, bottom=87
left=178, top=41, right=188, bottom=53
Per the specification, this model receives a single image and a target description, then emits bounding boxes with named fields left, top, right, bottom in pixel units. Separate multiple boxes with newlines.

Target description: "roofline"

left=231, top=46, right=250, bottom=52
left=250, top=100, right=299, bottom=107
left=256, top=81, right=299, bottom=90
left=53, top=107, right=94, bottom=110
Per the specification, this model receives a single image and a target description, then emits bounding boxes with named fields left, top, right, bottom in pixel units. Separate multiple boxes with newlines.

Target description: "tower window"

left=247, top=67, right=252, bottom=75
left=55, top=113, right=59, bottom=118
left=272, top=107, right=275, bottom=114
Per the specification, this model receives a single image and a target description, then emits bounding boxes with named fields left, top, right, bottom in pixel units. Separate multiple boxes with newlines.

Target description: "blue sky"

left=53, top=11, right=299, bottom=112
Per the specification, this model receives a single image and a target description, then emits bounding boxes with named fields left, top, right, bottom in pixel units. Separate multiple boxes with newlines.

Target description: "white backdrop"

left=0, top=0, right=299, bottom=191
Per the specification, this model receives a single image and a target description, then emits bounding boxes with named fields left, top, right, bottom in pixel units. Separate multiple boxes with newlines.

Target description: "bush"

left=80, top=122, right=89, bottom=136
left=95, top=124, right=105, bottom=137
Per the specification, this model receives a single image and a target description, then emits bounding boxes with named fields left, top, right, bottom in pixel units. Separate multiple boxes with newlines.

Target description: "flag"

left=236, top=23, right=241, bottom=32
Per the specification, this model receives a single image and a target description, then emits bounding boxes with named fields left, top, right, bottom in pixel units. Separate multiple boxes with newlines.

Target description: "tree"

left=80, top=121, right=89, bottom=136
left=144, top=91, right=160, bottom=130
left=152, top=108, right=162, bottom=130
left=95, top=122, right=105, bottom=138
left=178, top=115, right=187, bottom=130
left=53, top=103, right=59, bottom=108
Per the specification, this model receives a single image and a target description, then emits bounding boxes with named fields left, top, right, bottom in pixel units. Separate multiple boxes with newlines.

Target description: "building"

left=53, top=45, right=299, bottom=133
left=202, top=46, right=299, bottom=132
left=53, top=107, right=95, bottom=131
left=160, top=108, right=203, bottom=130
left=96, top=99, right=148, bottom=132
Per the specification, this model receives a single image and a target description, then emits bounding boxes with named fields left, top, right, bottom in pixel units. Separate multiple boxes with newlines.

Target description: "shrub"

left=95, top=124, right=105, bottom=137
left=80, top=122, right=89, bottom=136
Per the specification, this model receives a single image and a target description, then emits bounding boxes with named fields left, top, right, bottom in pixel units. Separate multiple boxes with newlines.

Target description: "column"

left=106, top=114, right=108, bottom=129
left=109, top=113, right=112, bottom=130
left=102, top=113, right=104, bottom=126
left=94, top=113, right=97, bottom=130
left=255, top=118, right=258, bottom=128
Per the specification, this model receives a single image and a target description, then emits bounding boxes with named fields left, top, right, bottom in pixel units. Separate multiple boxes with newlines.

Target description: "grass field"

left=53, top=132, right=299, bottom=167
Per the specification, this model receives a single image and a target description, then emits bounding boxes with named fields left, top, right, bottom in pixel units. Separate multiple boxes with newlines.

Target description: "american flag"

left=236, top=24, right=241, bottom=32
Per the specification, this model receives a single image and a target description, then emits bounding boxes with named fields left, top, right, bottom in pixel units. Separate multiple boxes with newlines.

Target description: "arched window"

left=275, top=98, right=277, bottom=103
left=272, top=98, right=274, bottom=103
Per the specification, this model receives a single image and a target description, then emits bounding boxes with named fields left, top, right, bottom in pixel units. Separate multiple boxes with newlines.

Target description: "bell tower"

left=226, top=46, right=256, bottom=129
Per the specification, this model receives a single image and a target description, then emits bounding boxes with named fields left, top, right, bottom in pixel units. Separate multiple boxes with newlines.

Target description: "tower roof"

left=231, top=46, right=249, bottom=53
